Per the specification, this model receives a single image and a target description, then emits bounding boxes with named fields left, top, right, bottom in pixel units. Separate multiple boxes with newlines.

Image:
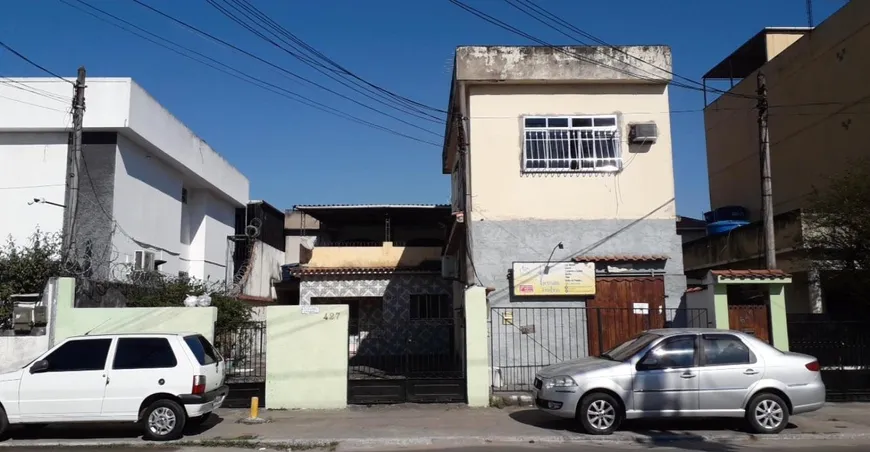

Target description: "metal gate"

left=214, top=321, right=266, bottom=407
left=490, top=306, right=710, bottom=392
left=347, top=316, right=465, bottom=404
left=788, top=314, right=870, bottom=401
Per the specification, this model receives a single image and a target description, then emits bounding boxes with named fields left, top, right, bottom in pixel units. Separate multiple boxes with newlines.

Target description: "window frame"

left=111, top=337, right=179, bottom=370
left=409, top=294, right=452, bottom=320
left=40, top=338, right=113, bottom=373
left=521, top=115, right=622, bottom=174
left=635, top=334, right=700, bottom=372
left=699, top=333, right=757, bottom=367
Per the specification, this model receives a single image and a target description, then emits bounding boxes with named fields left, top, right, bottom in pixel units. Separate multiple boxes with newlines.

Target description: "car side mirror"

left=29, top=359, right=49, bottom=374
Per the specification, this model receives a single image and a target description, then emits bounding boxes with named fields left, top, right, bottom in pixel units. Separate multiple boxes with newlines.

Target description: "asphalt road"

left=4, top=441, right=870, bottom=452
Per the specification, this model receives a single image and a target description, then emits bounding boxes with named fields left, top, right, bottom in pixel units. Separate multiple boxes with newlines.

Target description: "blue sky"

left=0, top=0, right=848, bottom=217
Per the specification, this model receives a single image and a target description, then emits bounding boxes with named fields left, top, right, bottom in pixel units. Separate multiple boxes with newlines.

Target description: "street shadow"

left=3, top=413, right=224, bottom=441
left=509, top=409, right=797, bottom=452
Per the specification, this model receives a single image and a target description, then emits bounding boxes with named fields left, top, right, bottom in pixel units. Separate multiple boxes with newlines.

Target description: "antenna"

left=83, top=318, right=112, bottom=336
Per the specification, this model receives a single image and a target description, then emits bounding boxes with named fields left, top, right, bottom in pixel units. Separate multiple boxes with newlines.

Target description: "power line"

left=0, top=78, right=71, bottom=104
left=204, top=0, right=443, bottom=127
left=449, top=0, right=758, bottom=101
left=128, top=0, right=442, bottom=138
left=0, top=40, right=74, bottom=84
left=230, top=0, right=446, bottom=114
left=60, top=0, right=441, bottom=147
left=504, top=0, right=736, bottom=97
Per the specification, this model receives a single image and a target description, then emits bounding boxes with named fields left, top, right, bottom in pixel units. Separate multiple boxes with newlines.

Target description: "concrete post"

left=464, top=286, right=489, bottom=407
left=768, top=283, right=790, bottom=351
left=712, top=283, right=730, bottom=329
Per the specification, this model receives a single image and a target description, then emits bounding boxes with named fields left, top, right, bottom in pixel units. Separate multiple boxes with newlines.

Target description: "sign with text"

left=512, top=261, right=596, bottom=296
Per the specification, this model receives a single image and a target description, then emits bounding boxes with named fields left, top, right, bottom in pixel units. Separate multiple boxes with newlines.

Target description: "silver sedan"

left=533, top=329, right=825, bottom=435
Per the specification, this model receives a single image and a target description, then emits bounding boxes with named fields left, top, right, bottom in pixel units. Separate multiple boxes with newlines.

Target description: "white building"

left=0, top=78, right=249, bottom=282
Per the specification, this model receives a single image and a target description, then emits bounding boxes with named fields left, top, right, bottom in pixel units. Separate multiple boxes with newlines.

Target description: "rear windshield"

left=184, top=334, right=220, bottom=365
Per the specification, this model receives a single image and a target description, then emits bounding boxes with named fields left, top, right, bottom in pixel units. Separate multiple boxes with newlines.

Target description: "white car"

left=0, top=332, right=228, bottom=441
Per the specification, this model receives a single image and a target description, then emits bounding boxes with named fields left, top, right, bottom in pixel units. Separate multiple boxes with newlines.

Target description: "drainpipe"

left=457, top=81, right=475, bottom=286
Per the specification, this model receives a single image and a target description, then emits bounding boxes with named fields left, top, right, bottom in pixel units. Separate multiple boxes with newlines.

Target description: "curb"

left=3, top=432, right=870, bottom=450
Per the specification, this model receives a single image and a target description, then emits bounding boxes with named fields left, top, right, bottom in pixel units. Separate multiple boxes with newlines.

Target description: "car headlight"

left=544, top=376, right=577, bottom=389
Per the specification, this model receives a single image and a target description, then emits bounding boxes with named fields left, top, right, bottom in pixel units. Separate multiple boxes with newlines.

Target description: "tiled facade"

left=300, top=274, right=454, bottom=356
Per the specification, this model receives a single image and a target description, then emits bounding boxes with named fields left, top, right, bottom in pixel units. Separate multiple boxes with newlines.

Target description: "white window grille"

left=134, top=250, right=156, bottom=271
left=522, top=116, right=622, bottom=173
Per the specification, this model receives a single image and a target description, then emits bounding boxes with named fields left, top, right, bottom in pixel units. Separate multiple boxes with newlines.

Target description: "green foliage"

left=804, top=160, right=870, bottom=297
left=0, top=230, right=64, bottom=324
left=0, top=230, right=251, bottom=336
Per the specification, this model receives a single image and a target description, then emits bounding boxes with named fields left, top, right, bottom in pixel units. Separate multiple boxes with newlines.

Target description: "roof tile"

left=710, top=269, right=791, bottom=279
left=573, top=254, right=668, bottom=263
left=287, top=266, right=441, bottom=277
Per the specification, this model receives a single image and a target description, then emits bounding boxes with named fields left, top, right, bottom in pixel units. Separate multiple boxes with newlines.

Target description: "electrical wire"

left=128, top=0, right=442, bottom=138
left=0, top=40, right=74, bottom=84
left=204, top=0, right=443, bottom=130
left=448, top=0, right=759, bottom=101
left=213, top=0, right=444, bottom=120
left=503, top=0, right=736, bottom=97
left=60, top=0, right=441, bottom=147
left=224, top=0, right=447, bottom=115
left=0, top=77, right=72, bottom=104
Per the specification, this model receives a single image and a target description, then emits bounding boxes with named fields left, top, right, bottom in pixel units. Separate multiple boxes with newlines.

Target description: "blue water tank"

left=706, top=220, right=749, bottom=236
left=703, top=206, right=749, bottom=223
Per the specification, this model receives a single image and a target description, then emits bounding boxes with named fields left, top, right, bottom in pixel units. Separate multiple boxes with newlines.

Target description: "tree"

left=803, top=160, right=870, bottom=300
left=0, top=229, right=63, bottom=302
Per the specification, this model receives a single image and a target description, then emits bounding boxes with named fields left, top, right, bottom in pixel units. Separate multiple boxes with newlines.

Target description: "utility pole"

left=61, top=67, right=87, bottom=259
left=757, top=71, right=776, bottom=269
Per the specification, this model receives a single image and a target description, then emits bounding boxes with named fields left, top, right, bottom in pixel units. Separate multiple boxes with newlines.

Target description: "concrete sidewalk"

left=2, top=403, right=870, bottom=450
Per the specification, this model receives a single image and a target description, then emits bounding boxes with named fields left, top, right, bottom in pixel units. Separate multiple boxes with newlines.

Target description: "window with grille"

left=523, top=116, right=621, bottom=173
left=410, top=294, right=451, bottom=319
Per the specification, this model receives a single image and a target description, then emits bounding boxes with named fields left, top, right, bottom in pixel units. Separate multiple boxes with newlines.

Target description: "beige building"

left=442, top=46, right=686, bottom=367
left=686, top=0, right=870, bottom=315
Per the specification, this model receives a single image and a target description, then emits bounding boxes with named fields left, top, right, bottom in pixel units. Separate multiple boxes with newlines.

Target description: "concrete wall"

left=684, top=288, right=717, bottom=327
left=467, top=83, right=676, bottom=222
left=265, top=304, right=348, bottom=409
left=705, top=0, right=870, bottom=220
left=0, top=79, right=248, bottom=283
left=306, top=243, right=442, bottom=268
left=0, top=132, right=67, bottom=245
left=53, top=278, right=217, bottom=345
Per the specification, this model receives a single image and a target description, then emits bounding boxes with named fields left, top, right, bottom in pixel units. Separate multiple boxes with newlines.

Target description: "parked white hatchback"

left=0, top=332, right=228, bottom=441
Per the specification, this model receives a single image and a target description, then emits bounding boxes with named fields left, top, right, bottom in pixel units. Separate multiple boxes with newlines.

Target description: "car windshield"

left=600, top=333, right=661, bottom=362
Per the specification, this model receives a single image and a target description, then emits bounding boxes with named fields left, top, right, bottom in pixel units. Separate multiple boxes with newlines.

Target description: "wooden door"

left=586, top=277, right=666, bottom=356
left=728, top=305, right=770, bottom=343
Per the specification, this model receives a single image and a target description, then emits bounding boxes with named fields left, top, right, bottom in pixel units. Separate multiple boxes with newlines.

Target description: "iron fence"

left=788, top=314, right=870, bottom=401
left=348, top=317, right=463, bottom=380
left=489, top=306, right=710, bottom=392
left=214, top=321, right=267, bottom=383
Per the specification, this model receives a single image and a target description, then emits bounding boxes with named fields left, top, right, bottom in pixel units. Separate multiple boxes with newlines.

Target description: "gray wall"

left=72, top=141, right=117, bottom=284
left=470, top=218, right=686, bottom=308
left=471, top=218, right=686, bottom=391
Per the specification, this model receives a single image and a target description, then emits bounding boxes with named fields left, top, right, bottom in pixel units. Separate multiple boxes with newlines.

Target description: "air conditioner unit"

left=629, top=123, right=658, bottom=144
left=134, top=250, right=156, bottom=271
left=441, top=256, right=458, bottom=279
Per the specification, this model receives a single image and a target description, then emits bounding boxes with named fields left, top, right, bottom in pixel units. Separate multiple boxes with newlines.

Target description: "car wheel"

left=142, top=399, right=187, bottom=441
left=746, top=393, right=790, bottom=434
left=0, top=405, right=9, bottom=439
left=577, top=392, right=623, bottom=435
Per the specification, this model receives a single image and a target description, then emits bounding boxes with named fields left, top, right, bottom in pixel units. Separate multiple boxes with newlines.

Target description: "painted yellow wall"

left=306, top=242, right=441, bottom=268
left=706, top=0, right=870, bottom=221
left=265, top=304, right=348, bottom=409
left=467, top=83, right=675, bottom=221
left=765, top=33, right=803, bottom=61
left=53, top=278, right=217, bottom=344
